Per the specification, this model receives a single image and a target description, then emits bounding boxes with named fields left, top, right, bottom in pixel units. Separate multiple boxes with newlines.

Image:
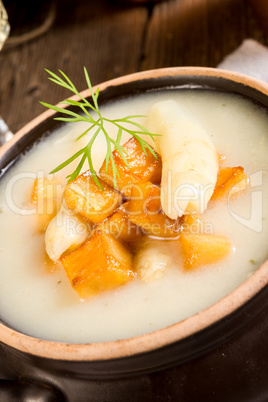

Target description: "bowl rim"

left=0, top=65, right=268, bottom=362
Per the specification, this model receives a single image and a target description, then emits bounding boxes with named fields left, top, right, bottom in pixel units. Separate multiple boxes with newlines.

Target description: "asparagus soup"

left=0, top=88, right=267, bottom=343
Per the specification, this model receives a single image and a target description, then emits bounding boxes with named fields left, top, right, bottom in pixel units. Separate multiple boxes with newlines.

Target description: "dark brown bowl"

left=0, top=67, right=268, bottom=401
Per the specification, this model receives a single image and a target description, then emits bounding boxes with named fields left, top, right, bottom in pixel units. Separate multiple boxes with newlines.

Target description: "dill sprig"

left=40, top=67, right=159, bottom=189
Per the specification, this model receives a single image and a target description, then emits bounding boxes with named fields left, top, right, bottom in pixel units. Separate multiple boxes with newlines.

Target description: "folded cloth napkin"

left=217, top=39, right=268, bottom=83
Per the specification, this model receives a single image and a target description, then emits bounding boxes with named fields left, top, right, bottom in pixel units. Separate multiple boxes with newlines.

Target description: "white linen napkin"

left=217, top=38, right=268, bottom=83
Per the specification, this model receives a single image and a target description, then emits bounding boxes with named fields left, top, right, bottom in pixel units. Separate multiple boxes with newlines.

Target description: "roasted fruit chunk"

left=99, top=137, right=162, bottom=197
left=98, top=204, right=142, bottom=244
left=64, top=171, right=122, bottom=224
left=211, top=166, right=249, bottom=201
left=180, top=233, right=232, bottom=270
left=125, top=182, right=180, bottom=238
left=60, top=231, right=135, bottom=298
left=181, top=213, right=205, bottom=234
left=31, top=176, right=61, bottom=231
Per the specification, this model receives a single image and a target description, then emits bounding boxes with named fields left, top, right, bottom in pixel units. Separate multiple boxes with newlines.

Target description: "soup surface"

left=0, top=89, right=267, bottom=343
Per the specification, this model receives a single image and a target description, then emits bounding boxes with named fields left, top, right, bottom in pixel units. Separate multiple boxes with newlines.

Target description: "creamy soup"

left=0, top=89, right=267, bottom=343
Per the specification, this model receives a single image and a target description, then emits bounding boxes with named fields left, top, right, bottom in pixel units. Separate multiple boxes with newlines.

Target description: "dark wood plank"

left=248, top=0, right=268, bottom=36
left=0, top=0, right=267, bottom=135
left=0, top=0, right=148, bottom=133
left=141, top=0, right=267, bottom=70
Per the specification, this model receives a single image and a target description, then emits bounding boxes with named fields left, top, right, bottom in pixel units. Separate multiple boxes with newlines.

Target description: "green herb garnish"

left=40, top=67, right=159, bottom=189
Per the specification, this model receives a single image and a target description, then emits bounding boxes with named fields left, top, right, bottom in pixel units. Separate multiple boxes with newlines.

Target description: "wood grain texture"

left=0, top=0, right=148, bottom=132
left=0, top=0, right=267, bottom=133
left=141, top=0, right=267, bottom=70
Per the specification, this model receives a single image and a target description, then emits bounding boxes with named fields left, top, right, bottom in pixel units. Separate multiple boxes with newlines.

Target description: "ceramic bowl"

left=0, top=67, right=268, bottom=401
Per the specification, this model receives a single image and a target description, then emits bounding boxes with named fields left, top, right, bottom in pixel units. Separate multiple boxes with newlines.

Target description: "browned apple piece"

left=99, top=137, right=162, bottom=197
left=180, top=233, right=232, bottom=270
left=181, top=213, right=205, bottom=234
left=215, top=167, right=233, bottom=188
left=64, top=171, right=122, bottom=224
left=125, top=182, right=180, bottom=238
left=98, top=203, right=142, bottom=244
left=61, top=230, right=135, bottom=299
left=31, top=177, right=61, bottom=231
left=211, top=166, right=249, bottom=201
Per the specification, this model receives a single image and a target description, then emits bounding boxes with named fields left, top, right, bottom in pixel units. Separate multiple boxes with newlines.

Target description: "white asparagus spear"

left=45, top=200, right=90, bottom=261
left=134, top=238, right=174, bottom=282
left=146, top=100, right=218, bottom=219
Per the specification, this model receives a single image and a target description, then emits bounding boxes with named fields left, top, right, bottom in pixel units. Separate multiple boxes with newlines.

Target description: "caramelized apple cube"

left=211, top=166, right=249, bottom=201
left=64, top=171, right=122, bottom=224
left=181, top=213, right=205, bottom=234
left=99, top=137, right=162, bottom=197
left=125, top=182, right=180, bottom=238
left=31, top=177, right=61, bottom=231
left=180, top=233, right=232, bottom=270
left=60, top=231, right=135, bottom=298
left=99, top=204, right=142, bottom=244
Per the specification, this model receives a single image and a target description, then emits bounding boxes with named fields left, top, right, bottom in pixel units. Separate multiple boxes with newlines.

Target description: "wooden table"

left=0, top=1, right=268, bottom=400
left=0, top=0, right=267, bottom=133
